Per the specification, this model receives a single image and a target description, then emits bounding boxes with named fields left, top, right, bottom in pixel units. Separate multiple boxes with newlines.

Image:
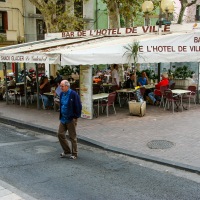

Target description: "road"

left=0, top=122, right=200, bottom=200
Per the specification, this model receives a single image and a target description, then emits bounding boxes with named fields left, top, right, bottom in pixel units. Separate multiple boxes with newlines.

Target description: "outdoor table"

left=16, top=82, right=25, bottom=86
left=102, top=83, right=114, bottom=93
left=171, top=89, right=191, bottom=111
left=93, top=93, right=109, bottom=117
left=143, top=84, right=155, bottom=89
left=116, top=89, right=135, bottom=107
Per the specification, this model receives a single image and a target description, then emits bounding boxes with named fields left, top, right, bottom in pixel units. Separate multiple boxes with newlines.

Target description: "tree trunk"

left=65, top=0, right=74, bottom=15
left=107, top=1, right=120, bottom=28
left=177, top=0, right=198, bottom=24
left=177, top=5, right=187, bottom=24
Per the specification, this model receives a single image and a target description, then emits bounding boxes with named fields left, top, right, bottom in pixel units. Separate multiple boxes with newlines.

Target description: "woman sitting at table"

left=125, top=73, right=135, bottom=89
left=39, top=76, right=53, bottom=109
left=147, top=72, right=169, bottom=106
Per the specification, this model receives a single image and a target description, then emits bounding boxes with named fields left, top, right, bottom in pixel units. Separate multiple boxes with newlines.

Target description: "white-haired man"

left=147, top=73, right=169, bottom=106
left=58, top=80, right=82, bottom=159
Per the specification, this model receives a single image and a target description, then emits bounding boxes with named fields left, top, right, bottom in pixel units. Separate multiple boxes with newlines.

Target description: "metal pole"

left=158, top=0, right=162, bottom=35
left=15, top=63, right=19, bottom=83
left=24, top=63, right=27, bottom=107
left=3, top=63, right=8, bottom=105
left=35, top=63, right=40, bottom=110
left=158, top=63, right=161, bottom=82
left=197, top=62, right=200, bottom=104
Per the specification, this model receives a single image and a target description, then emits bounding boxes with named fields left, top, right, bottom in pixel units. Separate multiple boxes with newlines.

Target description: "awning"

left=55, top=31, right=200, bottom=65
left=0, top=30, right=199, bottom=65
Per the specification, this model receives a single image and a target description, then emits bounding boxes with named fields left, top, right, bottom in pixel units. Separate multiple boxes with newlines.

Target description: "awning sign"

left=0, top=53, right=60, bottom=64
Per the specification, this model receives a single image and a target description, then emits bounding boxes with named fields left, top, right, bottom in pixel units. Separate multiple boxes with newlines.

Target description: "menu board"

left=80, top=66, right=93, bottom=119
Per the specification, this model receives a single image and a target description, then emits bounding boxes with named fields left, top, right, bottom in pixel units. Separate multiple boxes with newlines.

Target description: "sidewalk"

left=0, top=101, right=200, bottom=173
left=0, top=179, right=37, bottom=200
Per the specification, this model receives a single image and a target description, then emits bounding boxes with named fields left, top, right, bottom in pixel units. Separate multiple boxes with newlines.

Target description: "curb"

left=0, top=116, right=200, bottom=174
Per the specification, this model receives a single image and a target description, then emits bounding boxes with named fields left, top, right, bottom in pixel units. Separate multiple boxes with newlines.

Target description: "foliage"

left=58, top=66, right=79, bottom=75
left=123, top=41, right=144, bottom=65
left=169, top=65, right=194, bottom=79
left=0, top=34, right=6, bottom=42
left=103, top=0, right=143, bottom=28
left=29, top=0, right=85, bottom=33
left=177, top=0, right=198, bottom=24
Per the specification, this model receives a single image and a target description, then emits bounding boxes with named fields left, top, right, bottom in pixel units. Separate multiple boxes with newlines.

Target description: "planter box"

left=61, top=75, right=70, bottom=80
left=174, top=79, right=197, bottom=90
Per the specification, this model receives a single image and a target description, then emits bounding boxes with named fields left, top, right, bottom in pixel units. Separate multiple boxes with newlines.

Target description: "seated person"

left=49, top=75, right=56, bottom=87
left=0, top=76, right=16, bottom=97
left=168, top=75, right=175, bottom=89
left=39, top=76, right=53, bottom=109
left=93, top=76, right=101, bottom=83
left=147, top=72, right=169, bottom=105
left=137, top=71, right=149, bottom=86
left=8, top=76, right=16, bottom=87
left=125, top=73, right=135, bottom=89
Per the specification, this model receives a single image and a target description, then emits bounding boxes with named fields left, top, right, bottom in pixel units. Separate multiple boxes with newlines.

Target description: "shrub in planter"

left=170, top=65, right=195, bottom=89
left=173, top=65, right=194, bottom=80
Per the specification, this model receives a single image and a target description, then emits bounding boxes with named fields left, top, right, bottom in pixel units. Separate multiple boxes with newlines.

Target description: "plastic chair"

left=109, top=85, right=119, bottom=92
left=169, top=82, right=175, bottom=90
left=93, top=84, right=101, bottom=94
left=164, top=89, right=180, bottom=113
left=140, top=87, right=146, bottom=97
left=100, top=92, right=117, bottom=117
left=159, top=85, right=169, bottom=108
left=182, top=85, right=197, bottom=108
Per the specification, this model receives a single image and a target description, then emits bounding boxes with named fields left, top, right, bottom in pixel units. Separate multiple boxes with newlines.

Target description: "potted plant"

left=58, top=66, right=74, bottom=80
left=123, top=41, right=144, bottom=85
left=169, top=65, right=195, bottom=89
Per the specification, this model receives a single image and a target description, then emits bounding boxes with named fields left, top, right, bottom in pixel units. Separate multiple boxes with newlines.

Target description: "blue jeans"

left=148, top=92, right=161, bottom=103
left=40, top=95, right=53, bottom=108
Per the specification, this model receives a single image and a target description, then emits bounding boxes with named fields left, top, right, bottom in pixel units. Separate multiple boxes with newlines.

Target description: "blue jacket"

left=59, top=90, right=82, bottom=121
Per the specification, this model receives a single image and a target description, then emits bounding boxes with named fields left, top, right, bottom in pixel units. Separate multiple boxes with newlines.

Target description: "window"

left=0, top=11, right=8, bottom=33
left=196, top=5, right=200, bottom=21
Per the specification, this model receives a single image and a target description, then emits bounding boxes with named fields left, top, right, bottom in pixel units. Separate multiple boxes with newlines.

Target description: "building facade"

left=24, top=0, right=45, bottom=42
left=0, top=0, right=24, bottom=46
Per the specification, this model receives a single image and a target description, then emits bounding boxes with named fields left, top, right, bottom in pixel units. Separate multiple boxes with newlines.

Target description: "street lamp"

left=142, top=0, right=174, bottom=28
left=160, top=0, right=174, bottom=21
left=142, top=1, right=154, bottom=26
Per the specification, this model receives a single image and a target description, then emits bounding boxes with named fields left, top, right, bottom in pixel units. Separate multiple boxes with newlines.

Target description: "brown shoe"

left=146, top=96, right=154, bottom=105
left=154, top=101, right=160, bottom=106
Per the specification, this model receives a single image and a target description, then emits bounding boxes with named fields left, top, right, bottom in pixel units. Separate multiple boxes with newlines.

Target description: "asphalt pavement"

left=0, top=100, right=200, bottom=175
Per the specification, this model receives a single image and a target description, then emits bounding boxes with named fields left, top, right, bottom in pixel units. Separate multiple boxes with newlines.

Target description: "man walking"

left=58, top=80, right=82, bottom=159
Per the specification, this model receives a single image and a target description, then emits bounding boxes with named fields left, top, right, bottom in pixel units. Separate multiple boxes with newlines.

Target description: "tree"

left=28, top=0, right=84, bottom=33
left=105, top=0, right=120, bottom=28
left=177, top=0, right=198, bottom=24
left=118, top=0, right=142, bottom=27
left=103, top=0, right=143, bottom=28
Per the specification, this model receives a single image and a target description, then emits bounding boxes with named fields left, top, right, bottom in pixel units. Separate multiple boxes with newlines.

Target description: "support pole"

left=15, top=63, right=19, bottom=83
left=35, top=63, right=40, bottom=110
left=3, top=63, right=8, bottom=105
left=158, top=63, right=161, bottom=82
left=24, top=63, right=27, bottom=107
